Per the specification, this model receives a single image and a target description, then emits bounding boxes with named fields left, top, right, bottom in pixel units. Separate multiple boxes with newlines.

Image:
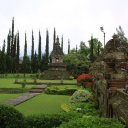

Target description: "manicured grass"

left=15, top=93, right=70, bottom=116
left=0, top=78, right=35, bottom=89
left=0, top=93, right=21, bottom=102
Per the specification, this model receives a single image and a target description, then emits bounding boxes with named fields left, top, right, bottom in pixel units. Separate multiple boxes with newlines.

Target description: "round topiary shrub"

left=0, top=105, right=25, bottom=128
left=70, top=90, right=92, bottom=103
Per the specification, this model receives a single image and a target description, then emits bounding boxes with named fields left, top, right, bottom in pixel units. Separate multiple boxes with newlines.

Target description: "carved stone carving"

left=90, top=37, right=128, bottom=127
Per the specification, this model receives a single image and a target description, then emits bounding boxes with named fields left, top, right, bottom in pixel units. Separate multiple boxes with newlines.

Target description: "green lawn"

left=15, top=93, right=70, bottom=116
left=0, top=78, right=35, bottom=89
left=0, top=93, right=21, bottom=102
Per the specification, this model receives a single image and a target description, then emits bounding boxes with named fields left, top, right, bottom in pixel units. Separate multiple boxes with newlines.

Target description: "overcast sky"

left=0, top=0, right=128, bottom=56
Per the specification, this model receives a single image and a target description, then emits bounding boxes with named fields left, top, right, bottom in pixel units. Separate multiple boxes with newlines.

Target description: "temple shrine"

left=42, top=36, right=69, bottom=80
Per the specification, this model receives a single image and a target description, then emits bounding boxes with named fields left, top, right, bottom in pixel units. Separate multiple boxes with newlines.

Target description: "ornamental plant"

left=77, top=74, right=92, bottom=87
left=70, top=90, right=92, bottom=103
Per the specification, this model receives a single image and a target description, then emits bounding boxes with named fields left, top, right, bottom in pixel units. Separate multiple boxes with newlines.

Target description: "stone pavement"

left=0, top=84, right=47, bottom=106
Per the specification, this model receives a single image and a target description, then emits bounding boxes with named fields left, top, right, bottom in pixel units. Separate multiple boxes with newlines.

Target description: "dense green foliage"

left=58, top=116, right=124, bottom=128
left=0, top=18, right=20, bottom=74
left=64, top=39, right=102, bottom=77
left=0, top=105, right=25, bottom=128
left=0, top=104, right=123, bottom=128
left=25, top=112, right=81, bottom=128
left=70, top=102, right=100, bottom=116
left=45, top=86, right=77, bottom=95
left=115, top=25, right=128, bottom=43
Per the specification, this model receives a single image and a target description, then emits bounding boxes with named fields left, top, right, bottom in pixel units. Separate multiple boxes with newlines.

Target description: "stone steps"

left=29, top=84, right=47, bottom=93
left=29, top=89, right=44, bottom=93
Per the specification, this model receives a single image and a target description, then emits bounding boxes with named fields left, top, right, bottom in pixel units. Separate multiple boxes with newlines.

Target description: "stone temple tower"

left=51, top=36, right=63, bottom=64
left=42, top=36, right=69, bottom=80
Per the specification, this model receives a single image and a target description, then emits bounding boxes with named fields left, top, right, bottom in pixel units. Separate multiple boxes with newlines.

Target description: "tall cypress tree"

left=9, top=17, right=15, bottom=73
left=23, top=32, right=27, bottom=74
left=11, top=17, right=14, bottom=57
left=24, top=32, right=27, bottom=58
left=53, top=27, right=56, bottom=49
left=38, top=30, right=42, bottom=70
left=13, top=35, right=17, bottom=72
left=1, top=40, right=6, bottom=73
left=7, top=30, right=11, bottom=56
left=2, top=40, right=6, bottom=54
left=68, top=39, right=70, bottom=54
left=90, top=35, right=94, bottom=62
left=31, top=30, right=34, bottom=73
left=31, top=30, right=34, bottom=61
left=76, top=44, right=78, bottom=53
left=6, top=30, right=12, bottom=73
left=41, top=53, right=46, bottom=71
left=13, top=35, right=17, bottom=57
left=45, top=29, right=49, bottom=67
left=33, top=51, right=38, bottom=73
left=61, top=35, right=63, bottom=52
left=16, top=32, right=20, bottom=72
left=23, top=32, right=31, bottom=73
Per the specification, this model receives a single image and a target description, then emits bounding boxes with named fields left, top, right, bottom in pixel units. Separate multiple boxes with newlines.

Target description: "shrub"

left=77, top=74, right=92, bottom=87
left=58, top=116, right=124, bottom=128
left=45, top=86, right=77, bottom=95
left=70, top=102, right=100, bottom=116
left=25, top=112, right=82, bottom=128
left=70, top=89, right=92, bottom=103
left=0, top=105, right=25, bottom=128
left=61, top=104, right=70, bottom=112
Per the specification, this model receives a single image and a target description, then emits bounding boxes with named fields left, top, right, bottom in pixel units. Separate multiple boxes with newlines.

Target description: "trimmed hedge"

left=25, top=112, right=82, bottom=128
left=44, top=86, right=77, bottom=95
left=0, top=105, right=25, bottom=128
left=58, top=116, right=124, bottom=128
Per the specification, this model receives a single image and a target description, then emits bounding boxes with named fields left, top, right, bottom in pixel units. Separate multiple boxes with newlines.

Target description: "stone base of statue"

left=41, top=63, right=69, bottom=80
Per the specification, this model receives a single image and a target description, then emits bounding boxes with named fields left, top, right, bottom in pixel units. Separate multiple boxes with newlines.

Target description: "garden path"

left=0, top=84, right=47, bottom=106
